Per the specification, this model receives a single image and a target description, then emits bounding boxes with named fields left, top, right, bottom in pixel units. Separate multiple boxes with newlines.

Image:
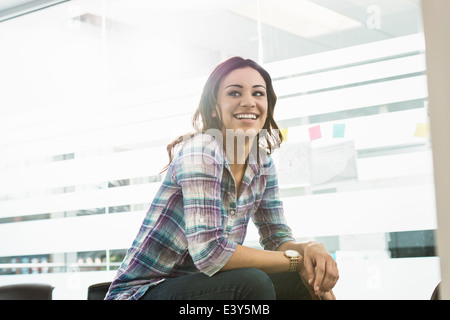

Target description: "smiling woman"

left=104, top=56, right=339, bottom=300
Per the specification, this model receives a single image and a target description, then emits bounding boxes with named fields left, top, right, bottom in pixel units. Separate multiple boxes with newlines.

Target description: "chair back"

left=0, top=283, right=53, bottom=300
left=87, top=282, right=112, bottom=300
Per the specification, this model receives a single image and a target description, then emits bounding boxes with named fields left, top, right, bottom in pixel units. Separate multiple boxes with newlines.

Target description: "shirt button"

left=199, top=217, right=205, bottom=223
left=224, top=233, right=229, bottom=239
left=230, top=210, right=235, bottom=215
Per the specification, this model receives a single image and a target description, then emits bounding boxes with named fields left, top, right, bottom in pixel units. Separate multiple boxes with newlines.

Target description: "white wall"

left=422, top=0, right=450, bottom=300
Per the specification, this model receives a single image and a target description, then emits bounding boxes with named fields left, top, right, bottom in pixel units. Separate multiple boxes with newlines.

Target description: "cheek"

left=261, top=106, right=269, bottom=123
left=261, top=115, right=269, bottom=128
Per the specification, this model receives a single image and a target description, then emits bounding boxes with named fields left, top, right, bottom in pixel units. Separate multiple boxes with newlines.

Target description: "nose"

left=239, top=92, right=256, bottom=108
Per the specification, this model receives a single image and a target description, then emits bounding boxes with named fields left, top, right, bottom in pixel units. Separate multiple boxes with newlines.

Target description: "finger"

left=298, top=270, right=319, bottom=300
left=308, top=287, right=321, bottom=300
left=329, top=260, right=339, bottom=289
left=330, top=289, right=336, bottom=300
left=313, top=260, right=326, bottom=296
left=320, top=259, right=339, bottom=293
left=321, top=290, right=336, bottom=300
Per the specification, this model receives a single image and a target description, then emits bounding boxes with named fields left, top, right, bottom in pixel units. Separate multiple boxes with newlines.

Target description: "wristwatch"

left=284, top=250, right=300, bottom=272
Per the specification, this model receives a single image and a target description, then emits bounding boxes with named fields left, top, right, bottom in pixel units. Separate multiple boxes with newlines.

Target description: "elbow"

left=189, top=237, right=237, bottom=276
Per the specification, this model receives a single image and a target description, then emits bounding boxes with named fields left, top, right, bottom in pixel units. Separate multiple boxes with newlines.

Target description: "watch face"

left=285, top=250, right=300, bottom=258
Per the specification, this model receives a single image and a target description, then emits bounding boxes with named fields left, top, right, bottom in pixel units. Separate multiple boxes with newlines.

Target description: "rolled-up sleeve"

left=253, top=159, right=295, bottom=251
left=172, top=138, right=237, bottom=277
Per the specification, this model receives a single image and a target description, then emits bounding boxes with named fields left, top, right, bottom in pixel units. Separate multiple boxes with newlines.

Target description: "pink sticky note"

left=309, top=125, right=322, bottom=141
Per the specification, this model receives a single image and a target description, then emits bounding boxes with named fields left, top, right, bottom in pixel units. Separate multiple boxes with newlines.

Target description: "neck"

left=223, top=131, right=256, bottom=167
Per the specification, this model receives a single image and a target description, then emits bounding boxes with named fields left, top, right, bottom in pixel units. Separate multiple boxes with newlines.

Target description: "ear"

left=211, top=110, right=217, bottom=118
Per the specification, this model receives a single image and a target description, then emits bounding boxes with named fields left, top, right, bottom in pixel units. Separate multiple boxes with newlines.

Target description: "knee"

left=235, top=268, right=275, bottom=300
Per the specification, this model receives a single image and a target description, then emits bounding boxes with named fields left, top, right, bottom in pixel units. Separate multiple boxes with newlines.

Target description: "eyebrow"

left=225, top=84, right=266, bottom=89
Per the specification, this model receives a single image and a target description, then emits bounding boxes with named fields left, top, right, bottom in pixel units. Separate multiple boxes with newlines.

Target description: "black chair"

left=87, top=281, right=112, bottom=300
left=0, top=283, right=53, bottom=300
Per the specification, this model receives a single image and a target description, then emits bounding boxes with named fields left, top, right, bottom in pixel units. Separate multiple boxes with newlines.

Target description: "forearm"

left=220, top=244, right=291, bottom=274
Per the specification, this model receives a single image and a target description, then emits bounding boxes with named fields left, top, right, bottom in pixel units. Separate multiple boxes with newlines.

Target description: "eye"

left=228, top=90, right=241, bottom=97
left=253, top=90, right=265, bottom=97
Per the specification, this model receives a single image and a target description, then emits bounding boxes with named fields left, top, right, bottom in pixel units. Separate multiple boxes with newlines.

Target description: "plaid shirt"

left=105, top=133, right=294, bottom=300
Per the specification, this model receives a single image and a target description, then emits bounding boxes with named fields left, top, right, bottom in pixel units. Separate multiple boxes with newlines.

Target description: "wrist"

left=288, top=241, right=313, bottom=256
left=278, top=241, right=322, bottom=257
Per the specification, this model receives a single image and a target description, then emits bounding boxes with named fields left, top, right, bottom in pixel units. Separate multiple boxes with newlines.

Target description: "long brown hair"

left=161, top=56, right=283, bottom=173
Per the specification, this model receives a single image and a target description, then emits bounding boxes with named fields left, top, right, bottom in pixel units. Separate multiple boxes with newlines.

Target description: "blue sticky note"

left=333, top=123, right=345, bottom=138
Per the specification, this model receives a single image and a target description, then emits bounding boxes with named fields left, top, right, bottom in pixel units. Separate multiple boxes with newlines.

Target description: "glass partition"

left=0, top=0, right=439, bottom=299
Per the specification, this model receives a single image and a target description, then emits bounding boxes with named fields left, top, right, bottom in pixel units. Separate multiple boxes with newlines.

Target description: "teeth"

left=236, top=114, right=257, bottom=119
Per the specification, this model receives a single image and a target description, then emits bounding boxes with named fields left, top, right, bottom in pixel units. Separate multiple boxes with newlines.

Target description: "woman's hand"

left=298, top=271, right=336, bottom=300
left=298, top=241, right=339, bottom=299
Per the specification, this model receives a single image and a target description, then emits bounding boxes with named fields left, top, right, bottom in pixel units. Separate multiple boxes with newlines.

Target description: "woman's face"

left=215, top=67, right=268, bottom=136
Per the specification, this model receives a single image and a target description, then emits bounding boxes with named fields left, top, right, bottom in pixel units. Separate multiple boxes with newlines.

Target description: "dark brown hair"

left=161, top=56, right=283, bottom=173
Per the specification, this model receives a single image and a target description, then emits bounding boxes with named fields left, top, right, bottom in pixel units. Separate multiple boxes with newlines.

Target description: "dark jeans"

left=140, top=268, right=311, bottom=300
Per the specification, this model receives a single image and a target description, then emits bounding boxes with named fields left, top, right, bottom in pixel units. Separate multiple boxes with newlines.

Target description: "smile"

left=234, top=113, right=258, bottom=120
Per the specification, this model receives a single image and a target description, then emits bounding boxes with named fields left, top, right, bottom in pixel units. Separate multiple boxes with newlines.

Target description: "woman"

left=105, top=57, right=339, bottom=300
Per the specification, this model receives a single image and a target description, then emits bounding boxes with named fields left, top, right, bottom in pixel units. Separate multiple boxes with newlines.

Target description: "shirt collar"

left=215, top=136, right=267, bottom=179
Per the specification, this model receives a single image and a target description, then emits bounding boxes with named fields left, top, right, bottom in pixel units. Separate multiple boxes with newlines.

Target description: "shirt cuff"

left=200, top=238, right=237, bottom=277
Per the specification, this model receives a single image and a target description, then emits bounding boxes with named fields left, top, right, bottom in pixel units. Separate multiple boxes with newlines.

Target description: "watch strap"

left=288, top=256, right=299, bottom=272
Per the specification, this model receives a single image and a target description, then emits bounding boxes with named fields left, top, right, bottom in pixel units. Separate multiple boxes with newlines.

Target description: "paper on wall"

left=310, top=140, right=358, bottom=185
left=277, top=141, right=311, bottom=187
left=277, top=140, right=358, bottom=186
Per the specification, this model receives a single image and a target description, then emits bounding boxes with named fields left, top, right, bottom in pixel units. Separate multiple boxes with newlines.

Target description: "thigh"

left=268, top=272, right=312, bottom=300
left=140, top=268, right=276, bottom=300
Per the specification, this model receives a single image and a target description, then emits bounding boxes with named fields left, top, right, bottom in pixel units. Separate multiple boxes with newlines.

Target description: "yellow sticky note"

left=280, top=128, right=288, bottom=142
left=414, top=123, right=430, bottom=138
